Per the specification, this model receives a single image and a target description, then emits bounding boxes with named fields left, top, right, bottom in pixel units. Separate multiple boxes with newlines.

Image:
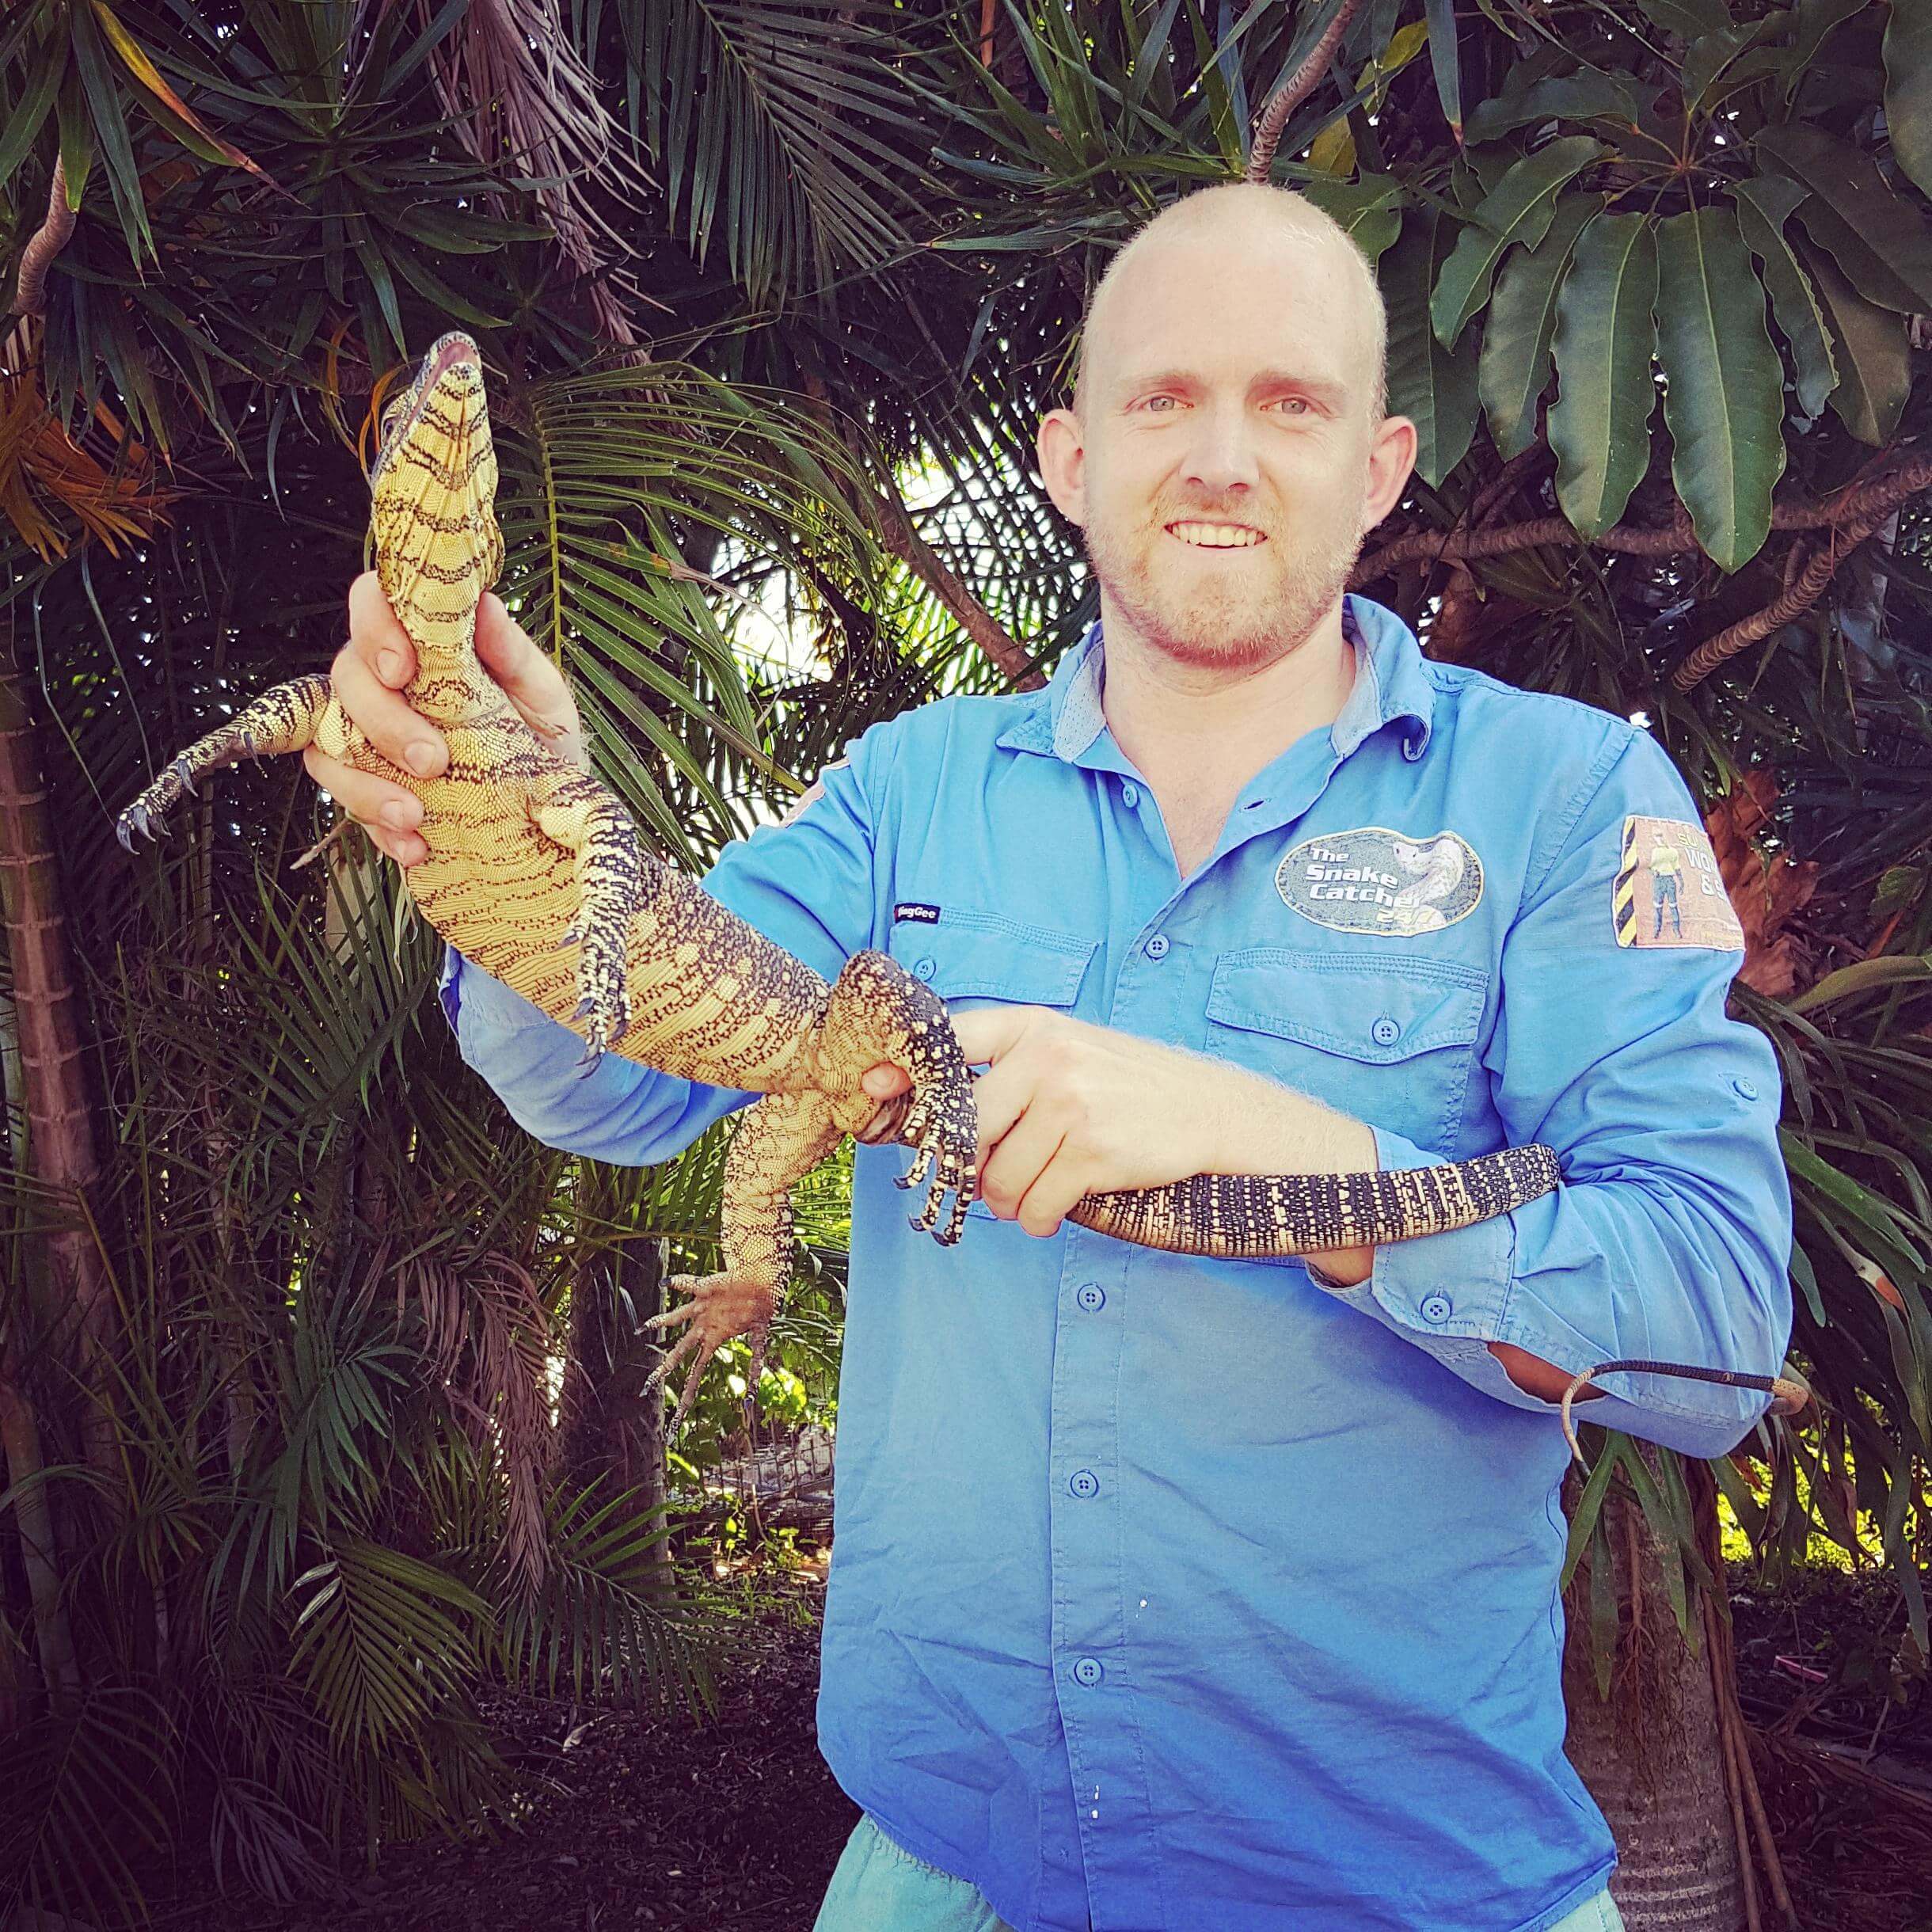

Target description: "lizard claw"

left=170, top=754, right=196, bottom=795
left=644, top=1272, right=776, bottom=1437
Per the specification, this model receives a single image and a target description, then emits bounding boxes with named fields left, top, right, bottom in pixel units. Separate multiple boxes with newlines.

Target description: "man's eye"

left=1271, top=397, right=1313, bottom=416
left=1141, top=394, right=1181, bottom=413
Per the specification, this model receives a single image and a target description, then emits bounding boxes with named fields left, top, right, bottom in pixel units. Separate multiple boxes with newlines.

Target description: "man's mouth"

left=1166, top=520, right=1267, bottom=549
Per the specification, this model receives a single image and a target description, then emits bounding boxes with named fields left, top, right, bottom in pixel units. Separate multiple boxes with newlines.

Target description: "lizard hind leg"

left=116, top=673, right=337, bottom=850
left=822, top=950, right=979, bottom=1246
left=642, top=1090, right=840, bottom=1436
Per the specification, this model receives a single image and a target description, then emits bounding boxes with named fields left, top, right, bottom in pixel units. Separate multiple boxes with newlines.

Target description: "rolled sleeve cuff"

left=1303, top=1125, right=1570, bottom=1419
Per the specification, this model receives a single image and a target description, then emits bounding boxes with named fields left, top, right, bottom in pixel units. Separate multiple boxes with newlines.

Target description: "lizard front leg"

left=820, top=951, right=979, bottom=1245
left=116, top=674, right=337, bottom=848
left=527, top=765, right=650, bottom=1064
left=643, top=1089, right=842, bottom=1436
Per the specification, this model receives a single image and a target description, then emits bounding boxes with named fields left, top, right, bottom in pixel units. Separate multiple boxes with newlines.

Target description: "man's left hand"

left=938, top=1006, right=1376, bottom=1283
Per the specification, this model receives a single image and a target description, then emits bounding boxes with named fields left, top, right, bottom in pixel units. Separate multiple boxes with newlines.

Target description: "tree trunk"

left=561, top=1229, right=670, bottom=1585
left=0, top=643, right=121, bottom=1669
left=1561, top=1461, right=1792, bottom=1932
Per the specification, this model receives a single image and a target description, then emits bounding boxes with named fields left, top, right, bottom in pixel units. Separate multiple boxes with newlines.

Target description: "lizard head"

left=369, top=331, right=504, bottom=666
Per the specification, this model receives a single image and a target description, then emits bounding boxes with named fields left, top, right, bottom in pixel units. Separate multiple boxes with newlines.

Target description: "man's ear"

left=1361, top=414, right=1418, bottom=531
left=1037, top=407, right=1088, bottom=527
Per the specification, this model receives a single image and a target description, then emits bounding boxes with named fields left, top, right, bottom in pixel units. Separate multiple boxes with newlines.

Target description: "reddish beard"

left=1082, top=505, right=1363, bottom=670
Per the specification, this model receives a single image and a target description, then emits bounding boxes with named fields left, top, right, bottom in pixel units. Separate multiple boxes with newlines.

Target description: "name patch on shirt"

left=1275, top=827, right=1484, bottom=936
left=1614, top=816, right=1743, bottom=950
left=893, top=902, right=941, bottom=925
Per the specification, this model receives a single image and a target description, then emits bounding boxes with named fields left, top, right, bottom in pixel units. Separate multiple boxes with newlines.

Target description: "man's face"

left=1041, top=221, right=1407, bottom=673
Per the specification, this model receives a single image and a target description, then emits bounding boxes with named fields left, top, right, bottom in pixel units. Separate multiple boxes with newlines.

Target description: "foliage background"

left=1, top=0, right=1930, bottom=1921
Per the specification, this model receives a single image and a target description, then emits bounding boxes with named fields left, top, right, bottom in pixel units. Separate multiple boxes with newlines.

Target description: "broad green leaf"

left=1758, top=123, right=1932, bottom=314
left=1463, top=68, right=1649, bottom=143
left=1550, top=212, right=1658, bottom=536
left=1478, top=193, right=1599, bottom=460
left=1424, top=0, right=1462, bottom=139
left=1655, top=207, right=1787, bottom=572
left=1788, top=0, right=1869, bottom=97
left=1789, top=954, right=1932, bottom=1015
left=1805, top=249, right=1911, bottom=445
left=1432, top=137, right=1603, bottom=346
left=1383, top=207, right=1480, bottom=486
left=1298, top=173, right=1405, bottom=264
left=1885, top=0, right=1932, bottom=199
left=1680, top=13, right=1789, bottom=112
left=1635, top=0, right=1732, bottom=37
left=1732, top=178, right=1837, bottom=418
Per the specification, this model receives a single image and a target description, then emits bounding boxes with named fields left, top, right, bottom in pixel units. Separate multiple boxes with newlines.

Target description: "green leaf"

left=1788, top=954, right=1932, bottom=1015
left=1788, top=0, right=1869, bottom=97
left=1463, top=68, right=1651, bottom=144
left=1635, top=0, right=1733, bottom=37
left=1805, top=249, right=1911, bottom=445
left=1423, top=0, right=1462, bottom=140
left=1550, top=212, right=1658, bottom=537
left=0, top=40, right=65, bottom=191
left=1732, top=178, right=1837, bottom=419
left=1297, top=173, right=1405, bottom=264
left=1655, top=207, right=1788, bottom=572
left=1384, top=207, right=1481, bottom=487
left=1758, top=123, right=1932, bottom=315
left=1478, top=193, right=1599, bottom=460
left=1885, top=0, right=1932, bottom=199
left=1680, top=13, right=1789, bottom=113
left=1431, top=137, right=1603, bottom=347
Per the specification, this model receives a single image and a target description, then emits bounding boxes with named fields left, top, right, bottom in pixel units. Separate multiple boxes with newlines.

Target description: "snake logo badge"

left=1276, top=827, right=1484, bottom=936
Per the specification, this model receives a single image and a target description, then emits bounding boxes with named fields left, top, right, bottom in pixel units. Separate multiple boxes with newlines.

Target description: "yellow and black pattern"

left=121, top=332, right=1793, bottom=1436
left=1074, top=1146, right=1561, bottom=1257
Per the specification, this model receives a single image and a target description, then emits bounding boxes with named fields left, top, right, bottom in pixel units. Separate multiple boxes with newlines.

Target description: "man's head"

left=1038, top=184, right=1415, bottom=675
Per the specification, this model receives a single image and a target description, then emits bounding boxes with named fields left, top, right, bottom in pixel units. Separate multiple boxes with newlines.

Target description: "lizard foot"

left=892, top=1073, right=979, bottom=1246
left=571, top=935, right=633, bottom=1071
left=642, top=1272, right=775, bottom=1437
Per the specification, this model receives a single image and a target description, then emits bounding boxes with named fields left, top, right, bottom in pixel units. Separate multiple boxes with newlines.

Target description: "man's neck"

left=1096, top=599, right=1357, bottom=874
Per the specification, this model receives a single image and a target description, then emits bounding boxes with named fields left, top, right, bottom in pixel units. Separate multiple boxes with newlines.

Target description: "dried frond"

left=0, top=371, right=169, bottom=560
left=1705, top=772, right=1820, bottom=1000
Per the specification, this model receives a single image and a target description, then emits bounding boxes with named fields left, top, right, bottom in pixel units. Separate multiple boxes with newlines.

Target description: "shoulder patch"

left=1614, top=816, right=1743, bottom=950
left=1275, top=827, right=1484, bottom=936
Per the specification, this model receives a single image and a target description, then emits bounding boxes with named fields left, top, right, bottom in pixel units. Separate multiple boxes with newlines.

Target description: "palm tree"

left=1, top=2, right=1926, bottom=1925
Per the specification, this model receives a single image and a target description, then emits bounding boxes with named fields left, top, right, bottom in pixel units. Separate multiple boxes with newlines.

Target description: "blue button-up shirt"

left=439, top=595, right=1792, bottom=1932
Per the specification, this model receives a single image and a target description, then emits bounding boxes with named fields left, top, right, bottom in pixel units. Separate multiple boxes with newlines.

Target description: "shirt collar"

left=994, top=592, right=1436, bottom=765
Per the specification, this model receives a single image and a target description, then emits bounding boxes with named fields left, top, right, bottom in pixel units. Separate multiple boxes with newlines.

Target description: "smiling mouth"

left=1166, top=520, right=1267, bottom=549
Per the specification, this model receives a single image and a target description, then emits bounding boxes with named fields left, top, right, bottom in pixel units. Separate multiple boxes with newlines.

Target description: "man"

left=309, top=185, right=1793, bottom=1932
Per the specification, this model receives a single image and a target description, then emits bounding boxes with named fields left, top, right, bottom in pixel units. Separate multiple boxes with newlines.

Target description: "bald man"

left=314, top=185, right=1791, bottom=1931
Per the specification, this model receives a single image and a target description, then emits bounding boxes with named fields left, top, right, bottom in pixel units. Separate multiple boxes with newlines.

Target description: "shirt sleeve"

left=438, top=736, right=886, bottom=1166
left=1310, top=726, right=1794, bottom=1459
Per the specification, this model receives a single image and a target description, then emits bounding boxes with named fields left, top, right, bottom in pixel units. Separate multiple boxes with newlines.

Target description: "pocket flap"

left=891, top=908, right=1096, bottom=1007
left=1206, top=947, right=1485, bottom=1063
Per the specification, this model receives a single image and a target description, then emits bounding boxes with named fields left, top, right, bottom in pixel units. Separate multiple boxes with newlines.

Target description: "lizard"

left=116, top=332, right=1810, bottom=1443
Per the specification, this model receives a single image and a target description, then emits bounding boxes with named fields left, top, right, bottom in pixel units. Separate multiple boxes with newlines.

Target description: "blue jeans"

left=814, top=1814, right=1630, bottom=1932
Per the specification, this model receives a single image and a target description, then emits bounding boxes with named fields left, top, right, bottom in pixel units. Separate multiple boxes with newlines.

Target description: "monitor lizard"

left=116, top=333, right=1808, bottom=1447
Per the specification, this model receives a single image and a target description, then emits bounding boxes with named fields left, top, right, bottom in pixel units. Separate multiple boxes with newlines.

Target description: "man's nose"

left=1181, top=405, right=1261, bottom=495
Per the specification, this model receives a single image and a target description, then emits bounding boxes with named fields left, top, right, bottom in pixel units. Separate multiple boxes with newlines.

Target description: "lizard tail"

left=1558, top=1360, right=1812, bottom=1463
left=1067, top=1145, right=1562, bottom=1258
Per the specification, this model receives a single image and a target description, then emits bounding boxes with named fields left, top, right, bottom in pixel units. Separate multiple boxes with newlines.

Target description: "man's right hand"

left=305, top=571, right=588, bottom=868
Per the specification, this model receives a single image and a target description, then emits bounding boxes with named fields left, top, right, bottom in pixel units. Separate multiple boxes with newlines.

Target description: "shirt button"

left=1420, top=1293, right=1453, bottom=1324
left=1120, top=781, right=1140, bottom=808
left=1145, top=934, right=1170, bottom=960
left=1371, top=1016, right=1401, bottom=1048
left=1068, top=1468, right=1100, bottom=1500
left=913, top=957, right=935, bottom=981
left=1732, top=1076, right=1760, bottom=1101
left=1072, top=1656, right=1105, bottom=1687
left=1077, top=1283, right=1106, bottom=1312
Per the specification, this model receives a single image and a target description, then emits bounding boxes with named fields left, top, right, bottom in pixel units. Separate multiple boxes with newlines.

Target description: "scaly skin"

left=117, top=333, right=1803, bottom=1437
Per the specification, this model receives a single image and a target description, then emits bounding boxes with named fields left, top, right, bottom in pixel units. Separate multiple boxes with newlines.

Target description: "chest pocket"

left=1204, top=948, right=1488, bottom=1155
left=885, top=909, right=1097, bottom=1217
left=885, top=907, right=1096, bottom=1012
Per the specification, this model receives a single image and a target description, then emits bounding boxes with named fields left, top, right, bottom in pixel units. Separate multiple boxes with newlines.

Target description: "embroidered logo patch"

left=1275, top=827, right=1484, bottom=936
left=893, top=902, right=941, bottom=925
left=1614, top=816, right=1743, bottom=950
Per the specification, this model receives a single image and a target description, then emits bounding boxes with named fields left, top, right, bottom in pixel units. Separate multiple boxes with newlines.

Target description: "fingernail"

left=378, top=650, right=403, bottom=683
left=405, top=742, right=439, bottom=775
left=379, top=801, right=412, bottom=829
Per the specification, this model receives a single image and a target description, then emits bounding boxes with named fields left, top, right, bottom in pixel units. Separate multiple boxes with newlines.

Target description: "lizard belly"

left=403, top=782, right=826, bottom=1093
